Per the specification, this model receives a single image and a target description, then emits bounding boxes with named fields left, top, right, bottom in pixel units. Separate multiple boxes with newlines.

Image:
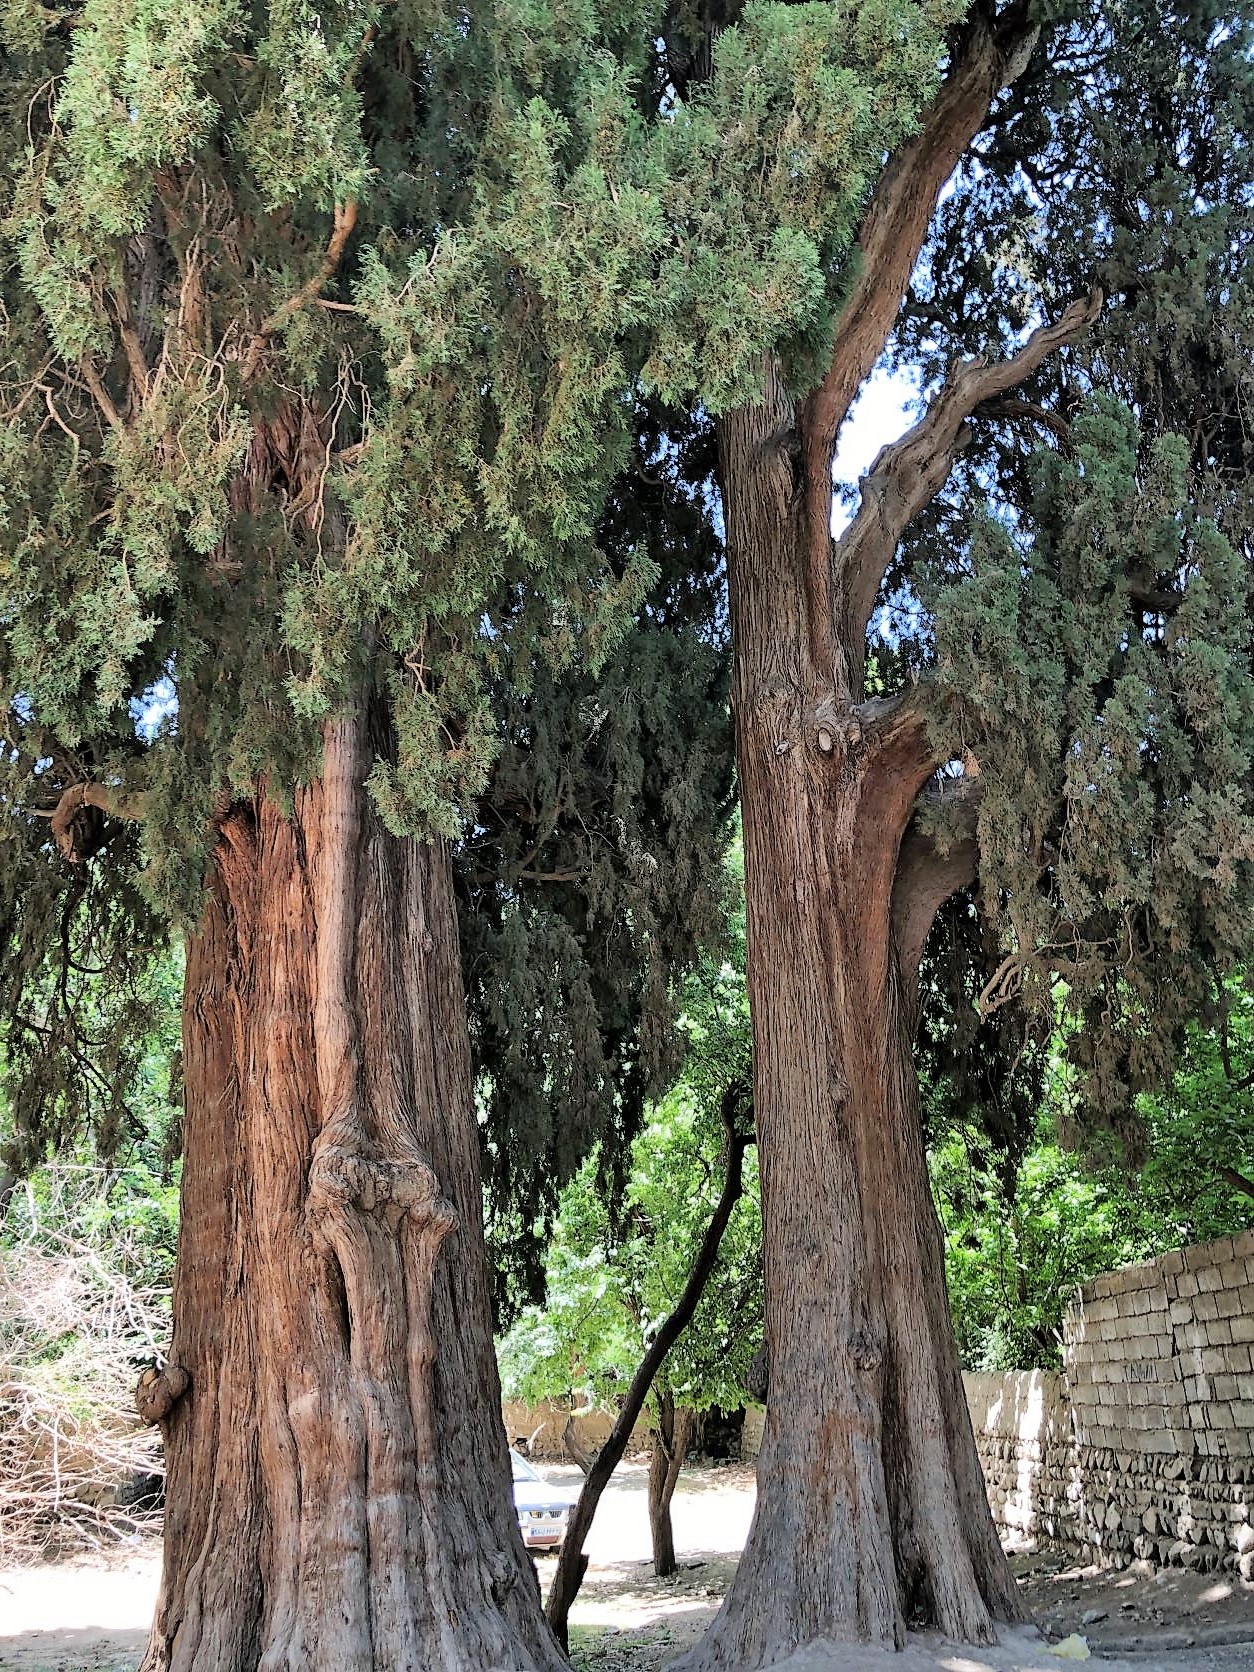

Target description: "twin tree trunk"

left=648, top=1393, right=694, bottom=1578
left=674, top=374, right=1022, bottom=1669
left=142, top=709, right=565, bottom=1672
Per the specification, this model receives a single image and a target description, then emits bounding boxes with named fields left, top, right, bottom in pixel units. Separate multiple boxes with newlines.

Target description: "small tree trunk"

left=675, top=374, right=1021, bottom=1668
left=546, top=1095, right=749, bottom=1646
left=647, top=1394, right=694, bottom=1578
left=141, top=710, right=564, bottom=1672
left=562, top=1412, right=598, bottom=1476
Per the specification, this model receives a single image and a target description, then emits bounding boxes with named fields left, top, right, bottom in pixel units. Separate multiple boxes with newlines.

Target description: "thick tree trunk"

left=647, top=1394, right=693, bottom=1578
left=675, top=374, right=1021, bottom=1668
left=141, top=710, right=565, bottom=1672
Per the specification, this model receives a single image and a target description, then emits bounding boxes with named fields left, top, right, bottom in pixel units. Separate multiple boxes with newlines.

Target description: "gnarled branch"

left=800, top=0, right=1040, bottom=658
left=834, top=292, right=1102, bottom=683
left=50, top=781, right=143, bottom=864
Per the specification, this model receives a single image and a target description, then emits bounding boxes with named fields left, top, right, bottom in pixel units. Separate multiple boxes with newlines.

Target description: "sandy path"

left=4, top=1462, right=1254, bottom=1670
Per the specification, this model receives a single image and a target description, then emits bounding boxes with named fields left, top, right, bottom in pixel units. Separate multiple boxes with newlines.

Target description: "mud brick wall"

left=965, top=1228, right=1254, bottom=1574
left=501, top=1400, right=651, bottom=1461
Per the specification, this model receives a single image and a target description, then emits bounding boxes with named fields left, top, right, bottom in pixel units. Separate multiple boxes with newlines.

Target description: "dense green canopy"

left=0, top=0, right=955, bottom=1214
left=895, top=0, right=1254, bottom=1138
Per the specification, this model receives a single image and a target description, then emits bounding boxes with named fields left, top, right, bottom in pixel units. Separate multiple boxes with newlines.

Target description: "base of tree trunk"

left=141, top=721, right=566, bottom=1672
left=648, top=1397, right=693, bottom=1578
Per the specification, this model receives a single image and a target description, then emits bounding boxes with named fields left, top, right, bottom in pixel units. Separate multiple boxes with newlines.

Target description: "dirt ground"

left=3, top=1460, right=1254, bottom=1670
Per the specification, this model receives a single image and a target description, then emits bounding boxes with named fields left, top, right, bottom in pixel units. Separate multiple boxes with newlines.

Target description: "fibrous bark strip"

left=142, top=710, right=566, bottom=1672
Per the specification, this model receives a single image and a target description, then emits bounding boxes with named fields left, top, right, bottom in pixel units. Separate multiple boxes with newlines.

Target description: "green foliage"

left=0, top=0, right=949, bottom=1174
left=925, top=398, right=1254, bottom=1122
left=498, top=861, right=758, bottom=1412
left=932, top=986, right=1254, bottom=1371
left=890, top=0, right=1254, bottom=1135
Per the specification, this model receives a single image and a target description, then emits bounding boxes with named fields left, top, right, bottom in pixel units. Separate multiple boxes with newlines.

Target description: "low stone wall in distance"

left=502, top=1399, right=651, bottom=1462
left=966, top=1227, right=1254, bottom=1575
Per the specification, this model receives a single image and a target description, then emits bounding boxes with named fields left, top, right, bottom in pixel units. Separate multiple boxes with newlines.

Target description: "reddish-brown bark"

left=671, top=371, right=1019, bottom=1667
left=672, top=10, right=1104, bottom=1657
left=140, top=710, right=565, bottom=1672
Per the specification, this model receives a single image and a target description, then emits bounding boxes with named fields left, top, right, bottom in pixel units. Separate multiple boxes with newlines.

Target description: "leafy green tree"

left=500, top=907, right=759, bottom=1590
left=933, top=985, right=1254, bottom=1371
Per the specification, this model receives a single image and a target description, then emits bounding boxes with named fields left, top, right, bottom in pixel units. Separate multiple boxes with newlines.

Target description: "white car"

left=510, top=1449, right=575, bottom=1552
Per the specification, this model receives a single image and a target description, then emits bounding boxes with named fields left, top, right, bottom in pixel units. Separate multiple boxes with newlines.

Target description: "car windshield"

left=510, top=1450, right=541, bottom=1483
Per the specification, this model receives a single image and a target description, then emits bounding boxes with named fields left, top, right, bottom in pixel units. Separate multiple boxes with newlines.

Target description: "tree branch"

left=545, top=1079, right=753, bottom=1648
left=800, top=0, right=1040, bottom=608
left=50, top=782, right=143, bottom=864
left=892, top=772, right=982, bottom=1026
left=834, top=292, right=1102, bottom=677
left=1219, top=1166, right=1254, bottom=1203
left=79, top=357, right=123, bottom=433
left=239, top=201, right=359, bottom=382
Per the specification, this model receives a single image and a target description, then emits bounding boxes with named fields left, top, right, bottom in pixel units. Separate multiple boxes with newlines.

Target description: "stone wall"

left=967, top=1227, right=1254, bottom=1575
left=502, top=1400, right=651, bottom=1461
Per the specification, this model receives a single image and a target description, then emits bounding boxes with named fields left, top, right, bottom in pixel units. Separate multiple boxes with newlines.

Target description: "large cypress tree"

left=0, top=4, right=736, bottom=1666
left=7, top=0, right=1250, bottom=1665
left=677, top=2, right=1254, bottom=1662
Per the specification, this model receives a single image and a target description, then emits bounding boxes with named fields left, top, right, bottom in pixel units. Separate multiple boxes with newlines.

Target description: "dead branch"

left=978, top=951, right=1026, bottom=1016
left=0, top=1166, right=171, bottom=1562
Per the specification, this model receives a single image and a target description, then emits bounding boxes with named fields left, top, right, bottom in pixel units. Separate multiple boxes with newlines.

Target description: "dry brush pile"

left=0, top=1164, right=176, bottom=1561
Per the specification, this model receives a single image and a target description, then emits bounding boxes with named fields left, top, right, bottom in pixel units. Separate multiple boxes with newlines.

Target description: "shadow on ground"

left=0, top=1626, right=146, bottom=1671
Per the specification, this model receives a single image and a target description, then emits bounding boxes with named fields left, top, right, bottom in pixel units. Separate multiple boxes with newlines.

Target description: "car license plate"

left=526, top=1517, right=562, bottom=1540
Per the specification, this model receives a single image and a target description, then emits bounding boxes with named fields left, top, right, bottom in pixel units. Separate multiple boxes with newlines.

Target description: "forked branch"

left=800, top=0, right=1040, bottom=590
left=834, top=291, right=1102, bottom=673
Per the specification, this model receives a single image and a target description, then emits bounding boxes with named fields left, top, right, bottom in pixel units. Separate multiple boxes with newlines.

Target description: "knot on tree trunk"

left=136, top=1363, right=190, bottom=1425
left=811, top=694, right=861, bottom=756
left=488, top=1550, right=520, bottom=1605
left=307, top=1140, right=457, bottom=1237
left=851, top=1330, right=883, bottom=1374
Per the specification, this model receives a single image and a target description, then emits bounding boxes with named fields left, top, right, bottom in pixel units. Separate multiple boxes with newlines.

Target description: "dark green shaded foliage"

left=462, top=408, right=735, bottom=1319
left=0, top=0, right=953, bottom=1197
left=497, top=857, right=759, bottom=1410
left=883, top=0, right=1254, bottom=1136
